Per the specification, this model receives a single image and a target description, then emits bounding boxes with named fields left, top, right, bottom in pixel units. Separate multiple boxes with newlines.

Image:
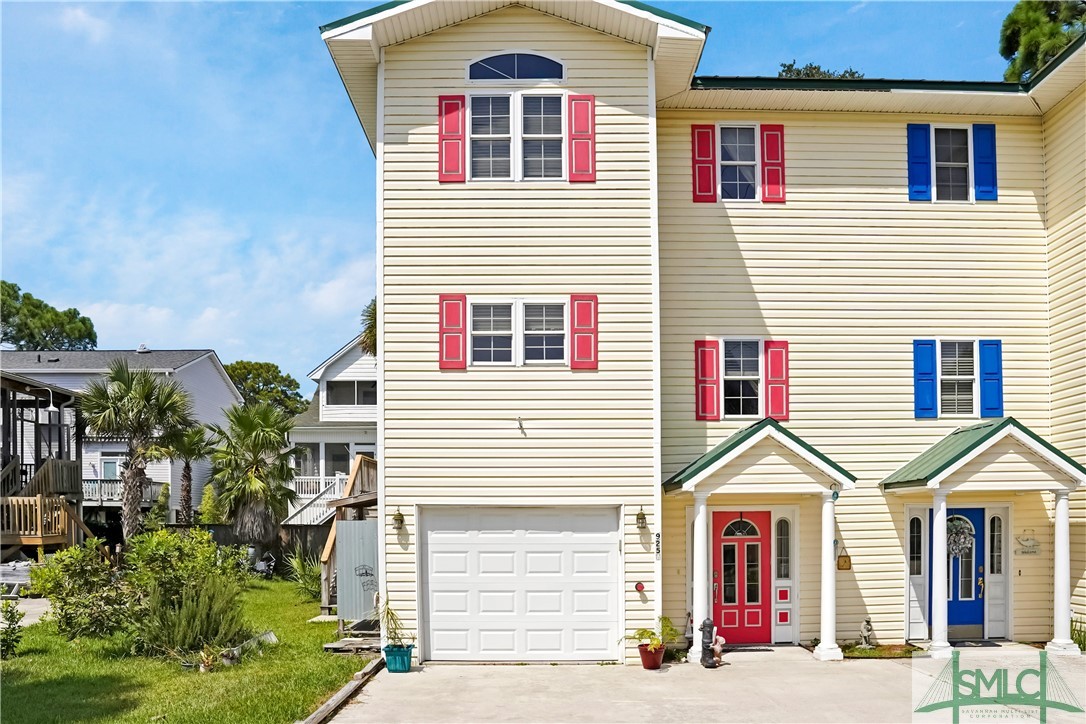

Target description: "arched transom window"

left=723, top=519, right=759, bottom=537
left=469, top=53, right=563, bottom=81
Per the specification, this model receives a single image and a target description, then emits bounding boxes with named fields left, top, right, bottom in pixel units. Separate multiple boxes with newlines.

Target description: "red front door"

left=712, top=511, right=771, bottom=645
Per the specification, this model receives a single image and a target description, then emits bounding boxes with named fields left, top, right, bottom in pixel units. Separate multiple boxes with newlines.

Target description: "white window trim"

left=325, top=380, right=377, bottom=406
left=719, top=336, right=764, bottom=419
left=467, top=298, right=568, bottom=367
left=464, top=50, right=566, bottom=85
left=467, top=91, right=567, bottom=183
left=716, top=121, right=761, bottom=203
left=937, top=338, right=979, bottom=419
left=930, top=124, right=975, bottom=204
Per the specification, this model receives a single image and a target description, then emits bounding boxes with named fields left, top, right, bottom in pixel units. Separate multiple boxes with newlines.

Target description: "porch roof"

left=662, top=417, right=856, bottom=493
left=880, top=417, right=1086, bottom=491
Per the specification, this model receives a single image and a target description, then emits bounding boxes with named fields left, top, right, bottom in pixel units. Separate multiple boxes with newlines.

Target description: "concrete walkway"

left=333, top=646, right=1086, bottom=723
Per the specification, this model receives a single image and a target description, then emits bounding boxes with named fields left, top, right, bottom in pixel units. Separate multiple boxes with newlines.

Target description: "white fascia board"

left=596, top=0, right=705, bottom=40
left=308, top=334, right=366, bottom=381
left=928, top=424, right=1085, bottom=490
left=320, top=0, right=430, bottom=41
left=681, top=425, right=854, bottom=493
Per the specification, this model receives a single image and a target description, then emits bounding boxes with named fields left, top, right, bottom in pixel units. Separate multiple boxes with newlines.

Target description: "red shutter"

left=691, top=125, right=717, bottom=203
left=694, top=340, right=721, bottom=421
left=570, top=295, right=598, bottom=369
left=760, top=124, right=786, bottom=203
left=764, top=340, right=789, bottom=420
left=438, top=95, right=466, bottom=183
left=568, top=95, right=596, bottom=183
left=438, top=294, right=467, bottom=369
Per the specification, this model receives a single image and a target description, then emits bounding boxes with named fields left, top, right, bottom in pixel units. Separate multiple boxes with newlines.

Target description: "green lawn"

left=0, top=579, right=368, bottom=724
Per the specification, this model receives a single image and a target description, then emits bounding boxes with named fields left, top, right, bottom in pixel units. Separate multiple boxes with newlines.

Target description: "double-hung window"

left=722, top=339, right=761, bottom=416
left=933, top=127, right=971, bottom=202
left=939, top=340, right=976, bottom=416
left=469, top=300, right=567, bottom=366
left=719, top=125, right=758, bottom=200
left=470, top=94, right=564, bottom=181
left=326, top=381, right=377, bottom=406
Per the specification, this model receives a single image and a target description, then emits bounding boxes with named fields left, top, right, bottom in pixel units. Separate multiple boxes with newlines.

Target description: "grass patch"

left=0, top=579, right=367, bottom=724
left=842, top=643, right=922, bottom=659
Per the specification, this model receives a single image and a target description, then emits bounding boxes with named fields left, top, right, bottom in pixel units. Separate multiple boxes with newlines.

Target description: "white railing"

left=82, top=479, right=163, bottom=505
left=282, top=479, right=340, bottom=526
left=290, top=474, right=347, bottom=498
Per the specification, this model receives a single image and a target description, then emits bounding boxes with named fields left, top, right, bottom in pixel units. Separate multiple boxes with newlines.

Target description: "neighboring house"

left=322, top=0, right=1085, bottom=663
left=284, top=336, right=377, bottom=525
left=4, top=348, right=243, bottom=524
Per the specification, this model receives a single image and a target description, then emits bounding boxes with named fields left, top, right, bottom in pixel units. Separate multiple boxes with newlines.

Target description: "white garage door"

left=422, top=506, right=622, bottom=661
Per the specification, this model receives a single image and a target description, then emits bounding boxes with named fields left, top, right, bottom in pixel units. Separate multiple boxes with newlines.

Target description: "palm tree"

left=360, top=296, right=377, bottom=357
left=1000, top=1, right=1085, bottom=81
left=209, top=403, right=299, bottom=546
left=81, top=359, right=195, bottom=540
left=168, top=426, right=213, bottom=525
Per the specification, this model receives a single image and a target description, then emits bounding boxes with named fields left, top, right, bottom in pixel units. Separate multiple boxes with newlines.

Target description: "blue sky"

left=2, top=1, right=1015, bottom=388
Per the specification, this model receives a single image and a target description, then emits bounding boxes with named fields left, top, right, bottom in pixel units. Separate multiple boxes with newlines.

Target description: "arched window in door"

left=723, top=518, right=759, bottom=537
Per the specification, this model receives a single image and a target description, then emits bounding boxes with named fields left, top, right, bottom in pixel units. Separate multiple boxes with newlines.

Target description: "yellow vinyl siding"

left=380, top=5, right=656, bottom=660
left=658, top=110, right=1055, bottom=643
left=1041, top=83, right=1086, bottom=619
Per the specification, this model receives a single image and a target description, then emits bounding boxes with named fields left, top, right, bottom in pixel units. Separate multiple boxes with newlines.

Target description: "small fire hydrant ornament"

left=699, top=618, right=719, bottom=668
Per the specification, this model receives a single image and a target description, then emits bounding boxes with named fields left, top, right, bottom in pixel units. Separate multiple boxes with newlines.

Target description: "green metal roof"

left=663, top=418, right=855, bottom=492
left=319, top=0, right=709, bottom=35
left=881, top=417, right=1086, bottom=490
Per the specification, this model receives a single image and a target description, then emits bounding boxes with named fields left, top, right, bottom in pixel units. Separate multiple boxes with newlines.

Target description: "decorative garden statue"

left=699, top=618, right=718, bottom=668
left=858, top=616, right=875, bottom=649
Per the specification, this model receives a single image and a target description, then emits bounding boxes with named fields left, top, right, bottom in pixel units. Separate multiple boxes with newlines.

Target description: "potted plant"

left=372, top=598, right=415, bottom=673
left=622, top=615, right=682, bottom=670
left=198, top=646, right=216, bottom=673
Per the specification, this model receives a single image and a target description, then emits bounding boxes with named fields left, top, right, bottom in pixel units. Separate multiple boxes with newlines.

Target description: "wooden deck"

left=0, top=495, right=97, bottom=549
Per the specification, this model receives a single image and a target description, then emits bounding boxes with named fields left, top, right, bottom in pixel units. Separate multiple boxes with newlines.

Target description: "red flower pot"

left=637, top=643, right=666, bottom=670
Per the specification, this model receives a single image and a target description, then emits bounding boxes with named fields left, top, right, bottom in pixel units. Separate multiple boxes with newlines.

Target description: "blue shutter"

left=914, top=339, right=938, bottom=418
left=979, top=340, right=1004, bottom=417
left=907, top=124, right=931, bottom=201
left=974, top=124, right=998, bottom=201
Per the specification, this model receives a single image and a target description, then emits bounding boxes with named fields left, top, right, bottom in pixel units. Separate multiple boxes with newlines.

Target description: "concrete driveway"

left=334, top=645, right=1086, bottom=723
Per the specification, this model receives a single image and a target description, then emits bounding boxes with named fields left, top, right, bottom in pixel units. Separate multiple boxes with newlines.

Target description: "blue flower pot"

left=384, top=644, right=414, bottom=673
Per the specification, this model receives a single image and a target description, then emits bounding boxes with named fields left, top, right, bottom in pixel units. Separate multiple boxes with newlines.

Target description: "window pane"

left=909, top=517, right=922, bottom=576
left=775, top=519, right=790, bottom=579
left=723, top=380, right=760, bottom=416
left=469, top=54, right=517, bottom=80
left=720, top=126, right=756, bottom=163
left=722, top=544, right=737, bottom=604
left=523, top=139, right=563, bottom=179
left=935, top=128, right=969, bottom=164
left=940, top=380, right=974, bottom=415
left=723, top=341, right=759, bottom=376
left=471, top=96, right=510, bottom=135
left=294, top=443, right=319, bottom=476
left=990, top=516, right=1003, bottom=575
left=723, top=519, right=758, bottom=537
left=472, top=335, right=513, bottom=363
left=745, top=543, right=760, bottom=604
left=358, top=381, right=377, bottom=406
left=471, top=140, right=511, bottom=178
left=327, top=381, right=356, bottom=405
left=328, top=443, right=351, bottom=475
left=941, top=341, right=974, bottom=376
left=936, top=166, right=969, bottom=201
left=524, top=304, right=564, bottom=331
left=514, top=54, right=563, bottom=80
left=524, top=334, right=565, bottom=361
left=472, top=304, right=513, bottom=332
left=959, top=536, right=974, bottom=600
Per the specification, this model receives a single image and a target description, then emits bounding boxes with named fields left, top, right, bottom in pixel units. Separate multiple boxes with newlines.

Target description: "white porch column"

left=813, top=492, right=843, bottom=661
left=1047, top=490, right=1079, bottom=655
left=929, top=490, right=952, bottom=659
left=318, top=442, right=326, bottom=479
left=688, top=492, right=710, bottom=662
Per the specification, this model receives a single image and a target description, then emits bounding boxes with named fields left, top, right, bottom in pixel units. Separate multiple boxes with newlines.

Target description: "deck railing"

left=26, top=459, right=82, bottom=497
left=82, top=479, right=164, bottom=505
left=1, top=495, right=68, bottom=546
left=290, top=474, right=348, bottom=497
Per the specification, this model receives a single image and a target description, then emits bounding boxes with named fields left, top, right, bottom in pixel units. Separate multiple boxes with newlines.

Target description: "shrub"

left=285, top=551, right=321, bottom=601
left=1, top=600, right=25, bottom=658
left=30, top=539, right=132, bottom=639
left=1072, top=616, right=1086, bottom=651
left=125, top=529, right=248, bottom=602
left=198, top=483, right=226, bottom=525
left=143, top=482, right=171, bottom=531
left=136, top=574, right=249, bottom=657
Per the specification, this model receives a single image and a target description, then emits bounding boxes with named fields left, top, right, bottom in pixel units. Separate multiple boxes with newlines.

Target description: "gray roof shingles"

left=2, top=349, right=211, bottom=372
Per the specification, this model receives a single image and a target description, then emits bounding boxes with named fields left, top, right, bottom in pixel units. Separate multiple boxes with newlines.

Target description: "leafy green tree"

left=223, top=360, right=308, bottom=416
left=143, top=483, right=171, bottom=531
left=81, top=360, right=195, bottom=540
left=778, top=60, right=864, bottom=79
left=360, top=296, right=377, bottom=357
left=1, top=280, right=97, bottom=350
left=168, top=427, right=214, bottom=525
left=209, top=403, right=299, bottom=546
left=1000, top=1, right=1085, bottom=81
left=198, top=483, right=226, bottom=525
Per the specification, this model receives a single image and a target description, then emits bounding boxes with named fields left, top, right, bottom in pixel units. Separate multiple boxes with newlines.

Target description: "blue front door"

left=929, top=507, right=985, bottom=639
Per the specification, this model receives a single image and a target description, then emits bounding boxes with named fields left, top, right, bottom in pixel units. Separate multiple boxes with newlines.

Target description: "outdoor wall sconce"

left=636, top=506, right=647, bottom=530
left=829, top=482, right=841, bottom=501
left=392, top=508, right=404, bottom=531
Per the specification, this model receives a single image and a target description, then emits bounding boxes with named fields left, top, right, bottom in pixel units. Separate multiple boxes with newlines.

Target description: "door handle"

left=978, top=577, right=984, bottom=599
left=713, top=582, right=719, bottom=604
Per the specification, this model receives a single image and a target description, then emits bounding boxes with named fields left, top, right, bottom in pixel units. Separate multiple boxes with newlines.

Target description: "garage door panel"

left=423, top=507, right=621, bottom=661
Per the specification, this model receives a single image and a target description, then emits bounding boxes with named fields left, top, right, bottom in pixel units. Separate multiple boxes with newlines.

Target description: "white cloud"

left=847, top=2, right=868, bottom=14
left=59, top=7, right=110, bottom=43
left=303, top=258, right=376, bottom=317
